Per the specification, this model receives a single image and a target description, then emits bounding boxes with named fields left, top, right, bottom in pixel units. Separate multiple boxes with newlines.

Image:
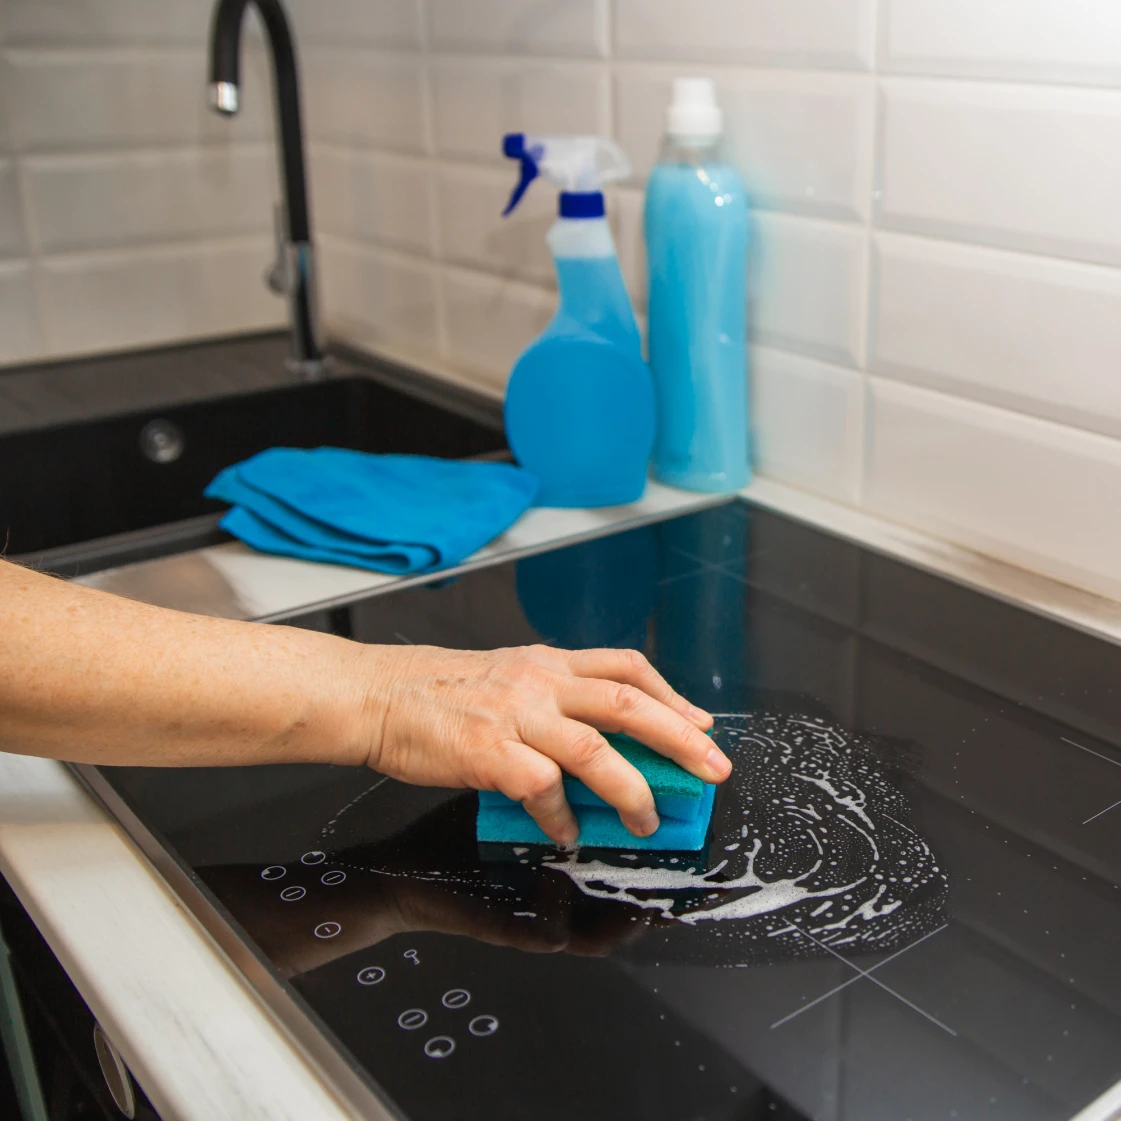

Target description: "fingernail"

left=706, top=747, right=732, bottom=780
left=689, top=703, right=712, bottom=723
left=634, top=811, right=660, bottom=838
left=558, top=821, right=580, bottom=847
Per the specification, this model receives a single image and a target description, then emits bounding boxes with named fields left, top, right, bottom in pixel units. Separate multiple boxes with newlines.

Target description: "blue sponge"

left=476, top=732, right=717, bottom=851
left=477, top=781, right=716, bottom=851
left=478, top=733, right=708, bottom=820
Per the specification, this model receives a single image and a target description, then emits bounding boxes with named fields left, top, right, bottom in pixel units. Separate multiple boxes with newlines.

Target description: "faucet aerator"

left=208, top=81, right=240, bottom=116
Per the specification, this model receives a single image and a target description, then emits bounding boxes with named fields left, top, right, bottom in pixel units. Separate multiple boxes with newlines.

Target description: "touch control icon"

left=356, top=967, right=385, bottom=987
left=441, top=989, right=471, bottom=1010
left=301, top=851, right=326, bottom=865
left=279, top=886, right=306, bottom=902
left=469, top=1015, right=499, bottom=1037
left=424, top=1036, right=456, bottom=1059
left=397, top=1009, right=428, bottom=1031
left=314, top=922, right=341, bottom=939
left=260, top=865, right=286, bottom=881
left=320, top=870, right=346, bottom=885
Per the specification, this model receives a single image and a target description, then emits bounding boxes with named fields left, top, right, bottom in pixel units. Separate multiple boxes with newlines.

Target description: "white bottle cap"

left=666, top=77, right=723, bottom=138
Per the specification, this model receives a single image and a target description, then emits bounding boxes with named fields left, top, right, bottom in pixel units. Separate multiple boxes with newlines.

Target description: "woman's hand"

left=353, top=643, right=730, bottom=846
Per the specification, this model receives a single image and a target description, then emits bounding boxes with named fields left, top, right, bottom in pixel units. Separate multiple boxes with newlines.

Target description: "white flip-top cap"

left=666, top=77, right=723, bottom=138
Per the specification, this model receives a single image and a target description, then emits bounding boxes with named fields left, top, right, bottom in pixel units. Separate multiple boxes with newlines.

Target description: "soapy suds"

left=320, top=711, right=946, bottom=965
left=544, top=713, right=946, bottom=956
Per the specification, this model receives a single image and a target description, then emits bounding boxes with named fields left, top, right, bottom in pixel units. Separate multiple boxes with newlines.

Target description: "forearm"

left=0, top=559, right=373, bottom=768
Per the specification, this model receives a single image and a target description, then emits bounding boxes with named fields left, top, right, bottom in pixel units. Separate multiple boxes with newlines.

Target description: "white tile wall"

left=40, top=238, right=282, bottom=356
left=0, top=3, right=284, bottom=363
left=4, top=49, right=272, bottom=151
left=865, top=378, right=1121, bottom=601
left=880, top=0, right=1121, bottom=86
left=4, top=0, right=1121, bottom=602
left=427, top=0, right=608, bottom=59
left=429, top=59, right=609, bottom=163
left=318, top=237, right=441, bottom=361
left=0, top=261, right=44, bottom=363
left=870, top=232, right=1121, bottom=440
left=26, top=146, right=274, bottom=254
left=301, top=49, right=426, bottom=153
left=310, top=145, right=434, bottom=255
left=877, top=78, right=1121, bottom=267
left=752, top=346, right=863, bottom=503
left=300, top=0, right=1121, bottom=601
left=615, top=0, right=876, bottom=71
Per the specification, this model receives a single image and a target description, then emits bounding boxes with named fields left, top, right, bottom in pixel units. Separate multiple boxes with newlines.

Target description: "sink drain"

left=138, top=419, right=185, bottom=464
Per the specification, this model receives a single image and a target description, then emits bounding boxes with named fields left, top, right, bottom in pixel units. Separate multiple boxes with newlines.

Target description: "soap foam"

left=544, top=713, right=946, bottom=957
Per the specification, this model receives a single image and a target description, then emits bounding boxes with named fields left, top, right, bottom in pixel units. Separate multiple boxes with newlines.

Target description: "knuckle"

left=621, top=648, right=649, bottom=673
left=521, top=762, right=563, bottom=804
left=567, top=728, right=608, bottom=770
left=611, top=683, right=644, bottom=716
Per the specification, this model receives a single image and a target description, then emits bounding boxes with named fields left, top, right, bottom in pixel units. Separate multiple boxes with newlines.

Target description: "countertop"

left=4, top=342, right=1121, bottom=1120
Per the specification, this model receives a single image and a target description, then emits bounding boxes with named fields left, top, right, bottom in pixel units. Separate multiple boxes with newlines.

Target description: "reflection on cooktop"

left=81, top=500, right=1121, bottom=1121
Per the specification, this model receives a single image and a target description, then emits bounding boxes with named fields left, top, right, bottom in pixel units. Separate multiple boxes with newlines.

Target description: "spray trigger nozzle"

left=501, top=132, right=631, bottom=217
left=502, top=133, right=544, bottom=217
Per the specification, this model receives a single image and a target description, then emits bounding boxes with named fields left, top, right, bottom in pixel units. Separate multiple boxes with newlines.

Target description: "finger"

left=489, top=742, right=579, bottom=847
left=559, top=678, right=732, bottom=784
left=516, top=713, right=660, bottom=838
left=566, top=648, right=712, bottom=729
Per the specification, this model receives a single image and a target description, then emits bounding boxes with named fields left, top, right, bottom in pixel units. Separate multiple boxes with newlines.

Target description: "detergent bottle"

left=501, top=133, right=654, bottom=507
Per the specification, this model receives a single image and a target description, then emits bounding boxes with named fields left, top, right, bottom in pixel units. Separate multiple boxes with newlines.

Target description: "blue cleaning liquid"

left=504, top=239, right=655, bottom=508
left=645, top=159, right=751, bottom=492
left=551, top=256, right=643, bottom=354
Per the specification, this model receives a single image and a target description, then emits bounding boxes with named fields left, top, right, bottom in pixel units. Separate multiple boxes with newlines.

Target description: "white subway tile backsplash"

left=39, top=238, right=285, bottom=359
left=0, top=261, right=45, bottom=364
left=0, top=160, right=26, bottom=258
left=871, top=231, right=1121, bottom=440
left=434, top=162, right=554, bottom=284
left=752, top=346, right=864, bottom=502
left=26, top=145, right=274, bottom=254
left=310, top=146, right=433, bottom=255
left=877, top=78, right=1121, bottom=268
left=427, top=0, right=607, bottom=58
left=752, top=212, right=865, bottom=367
left=430, top=59, right=609, bottom=163
left=5, top=0, right=1121, bottom=605
left=615, top=66, right=875, bottom=221
left=865, top=378, right=1121, bottom=601
left=319, top=238, right=440, bottom=356
left=3, top=0, right=210, bottom=45
left=287, top=0, right=420, bottom=51
left=881, top=0, right=1121, bottom=86
left=4, top=49, right=272, bottom=151
left=611, top=185, right=647, bottom=308
left=616, top=0, right=875, bottom=71
left=302, top=49, right=425, bottom=153
left=439, top=266, right=554, bottom=390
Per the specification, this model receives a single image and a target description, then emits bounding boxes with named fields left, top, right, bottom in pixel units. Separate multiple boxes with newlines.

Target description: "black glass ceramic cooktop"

left=78, top=500, right=1121, bottom=1121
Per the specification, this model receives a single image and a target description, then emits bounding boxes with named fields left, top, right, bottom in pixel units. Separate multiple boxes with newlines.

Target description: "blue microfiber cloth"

left=477, top=732, right=717, bottom=851
left=205, top=448, right=537, bottom=574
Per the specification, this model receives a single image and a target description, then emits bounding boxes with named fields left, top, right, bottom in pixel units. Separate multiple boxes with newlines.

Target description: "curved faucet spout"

left=208, top=0, right=324, bottom=377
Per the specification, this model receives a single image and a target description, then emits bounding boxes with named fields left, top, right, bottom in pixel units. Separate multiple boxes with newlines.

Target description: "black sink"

left=4, top=372, right=507, bottom=575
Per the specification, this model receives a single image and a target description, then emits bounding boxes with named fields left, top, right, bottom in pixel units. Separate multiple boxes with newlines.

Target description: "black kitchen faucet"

left=208, top=0, right=325, bottom=380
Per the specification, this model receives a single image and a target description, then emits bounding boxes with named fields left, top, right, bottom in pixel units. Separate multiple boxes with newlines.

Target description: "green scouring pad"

left=476, top=732, right=716, bottom=851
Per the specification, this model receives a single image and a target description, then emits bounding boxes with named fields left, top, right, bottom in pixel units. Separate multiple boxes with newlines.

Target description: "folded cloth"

left=205, top=447, right=537, bottom=574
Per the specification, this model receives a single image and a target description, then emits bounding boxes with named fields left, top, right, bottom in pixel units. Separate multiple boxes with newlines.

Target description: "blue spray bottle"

left=646, top=78, right=751, bottom=492
left=502, top=133, right=655, bottom=507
